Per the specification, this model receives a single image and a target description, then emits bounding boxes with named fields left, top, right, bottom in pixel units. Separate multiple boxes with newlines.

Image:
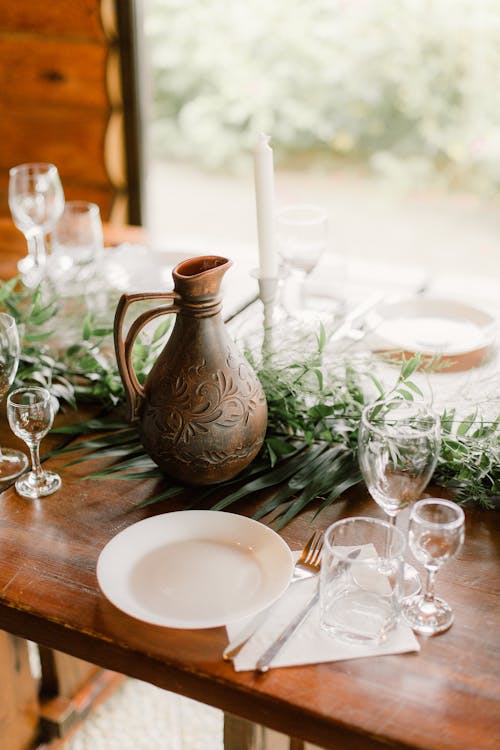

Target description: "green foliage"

left=0, top=278, right=172, bottom=408
left=51, top=338, right=499, bottom=524
left=435, top=410, right=500, bottom=509
left=1, top=278, right=498, bottom=524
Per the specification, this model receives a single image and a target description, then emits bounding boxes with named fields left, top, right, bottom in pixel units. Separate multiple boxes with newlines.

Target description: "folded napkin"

left=226, top=553, right=420, bottom=672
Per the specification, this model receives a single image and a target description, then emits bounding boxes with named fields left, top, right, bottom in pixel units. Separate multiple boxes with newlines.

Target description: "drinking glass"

left=0, top=314, right=28, bottom=481
left=276, top=204, right=328, bottom=320
left=403, top=499, right=465, bottom=635
left=320, top=516, right=405, bottom=644
left=50, top=200, right=104, bottom=294
left=8, top=163, right=65, bottom=286
left=358, top=398, right=441, bottom=596
left=7, top=386, right=61, bottom=498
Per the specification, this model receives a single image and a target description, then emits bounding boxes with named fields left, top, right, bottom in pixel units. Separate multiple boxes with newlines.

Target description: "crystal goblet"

left=7, top=386, right=61, bottom=498
left=276, top=203, right=328, bottom=323
left=50, top=200, right=104, bottom=294
left=8, top=162, right=65, bottom=287
left=403, top=498, right=465, bottom=635
left=0, top=313, right=28, bottom=481
left=358, top=398, right=441, bottom=597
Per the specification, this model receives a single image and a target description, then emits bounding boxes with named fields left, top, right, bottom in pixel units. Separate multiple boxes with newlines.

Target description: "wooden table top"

left=0, top=423, right=499, bottom=750
left=0, top=225, right=499, bottom=750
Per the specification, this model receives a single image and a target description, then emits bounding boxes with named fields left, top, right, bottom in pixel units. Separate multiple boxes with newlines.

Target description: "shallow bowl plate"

left=97, top=510, right=293, bottom=629
left=366, top=297, right=497, bottom=372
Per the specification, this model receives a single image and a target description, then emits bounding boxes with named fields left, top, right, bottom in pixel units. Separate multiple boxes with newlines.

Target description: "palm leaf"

left=2, top=274, right=497, bottom=522
left=136, top=486, right=187, bottom=508
left=89, top=470, right=164, bottom=480
left=210, top=444, right=326, bottom=511
left=270, top=449, right=355, bottom=530
left=65, top=448, right=149, bottom=467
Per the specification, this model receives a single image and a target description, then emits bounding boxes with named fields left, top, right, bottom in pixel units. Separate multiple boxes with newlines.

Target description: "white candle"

left=254, top=133, right=278, bottom=279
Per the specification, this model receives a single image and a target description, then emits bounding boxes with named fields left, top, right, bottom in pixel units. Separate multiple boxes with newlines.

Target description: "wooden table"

left=0, top=223, right=499, bottom=750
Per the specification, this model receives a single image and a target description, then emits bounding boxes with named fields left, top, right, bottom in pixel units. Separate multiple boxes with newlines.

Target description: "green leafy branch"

left=435, top=408, right=499, bottom=509
left=1, top=278, right=172, bottom=409
left=50, top=338, right=500, bottom=526
left=1, top=278, right=498, bottom=525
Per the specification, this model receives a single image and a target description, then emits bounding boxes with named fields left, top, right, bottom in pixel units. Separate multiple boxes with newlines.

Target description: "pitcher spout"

left=173, top=256, right=232, bottom=302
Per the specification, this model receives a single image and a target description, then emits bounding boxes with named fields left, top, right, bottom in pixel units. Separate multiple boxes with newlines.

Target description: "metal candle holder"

left=256, top=273, right=283, bottom=363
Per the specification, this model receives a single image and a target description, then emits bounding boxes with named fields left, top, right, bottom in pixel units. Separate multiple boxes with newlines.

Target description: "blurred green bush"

left=145, top=0, right=500, bottom=194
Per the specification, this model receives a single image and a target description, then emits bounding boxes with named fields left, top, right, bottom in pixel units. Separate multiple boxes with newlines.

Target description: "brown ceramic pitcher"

left=113, top=256, right=267, bottom=485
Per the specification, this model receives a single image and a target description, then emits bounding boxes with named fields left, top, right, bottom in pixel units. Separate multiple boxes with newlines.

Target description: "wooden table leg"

left=39, top=648, right=101, bottom=700
left=37, top=647, right=124, bottom=741
left=0, top=631, right=40, bottom=750
left=223, top=713, right=302, bottom=750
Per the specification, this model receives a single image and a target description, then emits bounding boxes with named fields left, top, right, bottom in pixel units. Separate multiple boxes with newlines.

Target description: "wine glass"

left=0, top=314, right=28, bottom=481
left=49, top=200, right=104, bottom=295
left=7, top=386, right=61, bottom=498
left=8, top=163, right=65, bottom=287
left=358, top=398, right=441, bottom=597
left=276, top=204, right=328, bottom=321
left=403, top=498, right=465, bottom=634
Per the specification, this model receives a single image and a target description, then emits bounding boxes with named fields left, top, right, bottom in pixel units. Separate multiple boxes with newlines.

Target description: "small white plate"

left=366, top=297, right=497, bottom=371
left=96, top=510, right=293, bottom=629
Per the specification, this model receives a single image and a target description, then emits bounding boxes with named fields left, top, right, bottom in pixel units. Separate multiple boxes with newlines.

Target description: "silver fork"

left=222, top=530, right=323, bottom=661
left=290, top=529, right=323, bottom=581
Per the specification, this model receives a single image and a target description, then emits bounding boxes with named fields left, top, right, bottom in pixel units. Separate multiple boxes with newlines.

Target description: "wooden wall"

left=0, top=0, right=143, bottom=226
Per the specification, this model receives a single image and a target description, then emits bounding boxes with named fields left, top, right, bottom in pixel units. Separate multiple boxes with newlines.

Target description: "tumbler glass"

left=320, top=516, right=405, bottom=644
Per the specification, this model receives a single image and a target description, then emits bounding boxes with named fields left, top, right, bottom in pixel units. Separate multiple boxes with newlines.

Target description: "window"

left=141, top=0, right=500, bottom=280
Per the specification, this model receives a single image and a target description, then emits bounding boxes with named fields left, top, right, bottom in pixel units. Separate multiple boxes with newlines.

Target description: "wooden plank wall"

left=0, top=0, right=140, bottom=225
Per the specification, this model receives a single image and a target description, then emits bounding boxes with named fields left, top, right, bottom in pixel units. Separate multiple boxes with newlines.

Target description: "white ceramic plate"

left=366, top=297, right=497, bottom=371
left=96, top=510, right=293, bottom=629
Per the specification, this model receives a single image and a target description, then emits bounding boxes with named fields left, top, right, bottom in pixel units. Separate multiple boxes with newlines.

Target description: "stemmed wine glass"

left=50, top=201, right=104, bottom=287
left=0, top=313, right=28, bottom=481
left=276, top=204, right=328, bottom=322
left=358, top=398, right=441, bottom=597
left=8, top=163, right=65, bottom=287
left=7, top=386, right=61, bottom=498
left=403, top=498, right=465, bottom=634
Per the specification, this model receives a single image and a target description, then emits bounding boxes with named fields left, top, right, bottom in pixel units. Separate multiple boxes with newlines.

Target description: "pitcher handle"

left=114, top=292, right=181, bottom=421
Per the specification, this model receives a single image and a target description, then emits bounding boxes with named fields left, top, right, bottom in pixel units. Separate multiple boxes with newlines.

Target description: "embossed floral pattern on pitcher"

left=114, top=256, right=267, bottom=485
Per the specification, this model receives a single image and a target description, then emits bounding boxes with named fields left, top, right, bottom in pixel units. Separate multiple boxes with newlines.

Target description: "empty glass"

left=7, top=386, right=61, bottom=498
left=276, top=204, right=328, bottom=320
left=0, top=314, right=28, bottom=481
left=50, top=200, right=104, bottom=295
left=403, top=498, right=465, bottom=635
left=9, top=163, right=65, bottom=286
left=358, top=398, right=441, bottom=596
left=320, top=516, right=405, bottom=644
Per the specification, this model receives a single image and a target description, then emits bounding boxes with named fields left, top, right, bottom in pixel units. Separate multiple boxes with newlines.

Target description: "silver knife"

left=254, top=548, right=361, bottom=673
left=224, top=558, right=320, bottom=661
left=255, top=588, right=320, bottom=673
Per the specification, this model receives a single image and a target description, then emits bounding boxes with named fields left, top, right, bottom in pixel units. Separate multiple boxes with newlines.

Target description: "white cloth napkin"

left=226, top=552, right=420, bottom=672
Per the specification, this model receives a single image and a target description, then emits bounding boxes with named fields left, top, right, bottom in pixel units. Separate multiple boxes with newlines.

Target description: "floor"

left=64, top=159, right=499, bottom=750
left=64, top=679, right=223, bottom=750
